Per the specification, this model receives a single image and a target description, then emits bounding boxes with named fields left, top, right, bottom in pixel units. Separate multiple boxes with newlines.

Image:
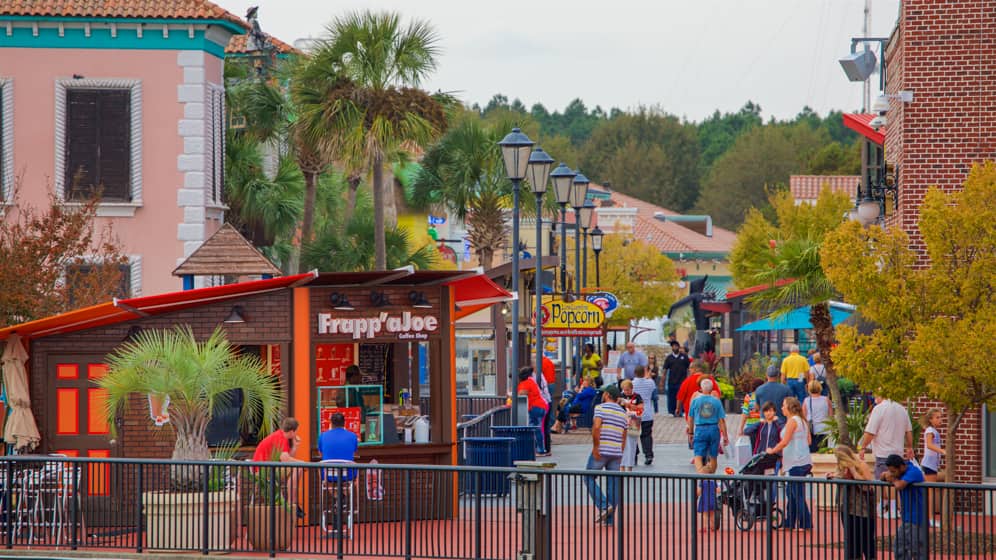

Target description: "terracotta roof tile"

left=789, top=175, right=860, bottom=202
left=0, top=0, right=247, bottom=29
left=226, top=33, right=299, bottom=55
left=592, top=184, right=735, bottom=254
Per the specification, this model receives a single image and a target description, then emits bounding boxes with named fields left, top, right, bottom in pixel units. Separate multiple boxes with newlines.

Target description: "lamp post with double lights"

left=549, top=163, right=575, bottom=389
left=570, top=172, right=590, bottom=378
left=579, top=201, right=595, bottom=292
left=589, top=225, right=604, bottom=354
left=498, top=128, right=534, bottom=425
left=527, top=147, right=554, bottom=389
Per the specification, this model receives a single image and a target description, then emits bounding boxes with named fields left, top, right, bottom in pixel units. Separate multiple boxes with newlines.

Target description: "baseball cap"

left=603, top=384, right=621, bottom=398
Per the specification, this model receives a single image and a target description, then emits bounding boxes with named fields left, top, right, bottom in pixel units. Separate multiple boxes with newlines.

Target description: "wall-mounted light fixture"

left=123, top=325, right=143, bottom=342
left=223, top=305, right=247, bottom=324
left=329, top=293, right=354, bottom=311
left=408, top=291, right=432, bottom=309
left=370, top=291, right=390, bottom=307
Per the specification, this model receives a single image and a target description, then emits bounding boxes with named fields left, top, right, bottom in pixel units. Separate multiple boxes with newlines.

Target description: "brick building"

left=873, top=1, right=996, bottom=484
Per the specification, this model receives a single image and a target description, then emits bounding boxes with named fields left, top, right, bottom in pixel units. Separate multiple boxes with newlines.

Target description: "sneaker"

left=929, top=519, right=941, bottom=528
left=295, top=505, right=306, bottom=519
left=596, top=506, right=615, bottom=524
left=644, top=458, right=653, bottom=466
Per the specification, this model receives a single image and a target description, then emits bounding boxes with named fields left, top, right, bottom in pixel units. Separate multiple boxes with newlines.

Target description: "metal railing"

left=1, top=455, right=994, bottom=559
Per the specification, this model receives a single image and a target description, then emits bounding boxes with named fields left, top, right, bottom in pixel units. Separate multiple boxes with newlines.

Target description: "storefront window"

left=455, top=330, right=497, bottom=396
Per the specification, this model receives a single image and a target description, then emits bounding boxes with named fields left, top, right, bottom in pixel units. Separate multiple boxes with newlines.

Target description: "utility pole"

left=863, top=0, right=872, bottom=112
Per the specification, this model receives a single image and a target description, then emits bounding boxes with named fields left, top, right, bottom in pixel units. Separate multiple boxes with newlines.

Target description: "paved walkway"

left=554, top=411, right=743, bottom=445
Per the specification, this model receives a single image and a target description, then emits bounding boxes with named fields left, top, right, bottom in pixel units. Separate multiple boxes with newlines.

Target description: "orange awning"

left=842, top=113, right=886, bottom=145
left=0, top=272, right=318, bottom=341
left=446, top=274, right=513, bottom=320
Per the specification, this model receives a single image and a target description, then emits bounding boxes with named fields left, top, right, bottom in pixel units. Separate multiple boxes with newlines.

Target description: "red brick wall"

left=882, top=0, right=996, bottom=486
left=29, top=289, right=293, bottom=458
left=908, top=397, right=983, bottom=485
left=884, top=0, right=996, bottom=256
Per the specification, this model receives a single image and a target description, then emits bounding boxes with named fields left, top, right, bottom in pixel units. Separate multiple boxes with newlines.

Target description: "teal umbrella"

left=736, top=305, right=852, bottom=332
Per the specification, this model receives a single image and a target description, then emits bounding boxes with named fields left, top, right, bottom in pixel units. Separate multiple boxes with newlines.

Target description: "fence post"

left=689, top=477, right=697, bottom=559
left=840, top=483, right=849, bottom=558
left=268, top=465, right=277, bottom=559
left=513, top=461, right=555, bottom=560
left=5, top=461, right=12, bottom=549
left=765, top=478, right=774, bottom=560
left=404, top=469, right=412, bottom=560
left=473, top=470, right=481, bottom=560
left=135, top=464, right=143, bottom=553
left=202, top=463, right=210, bottom=555
left=615, top=472, right=624, bottom=560
left=70, top=461, right=80, bottom=550
left=336, top=468, right=343, bottom=560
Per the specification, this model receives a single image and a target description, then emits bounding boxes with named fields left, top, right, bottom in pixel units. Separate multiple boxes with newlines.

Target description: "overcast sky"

left=215, top=0, right=900, bottom=122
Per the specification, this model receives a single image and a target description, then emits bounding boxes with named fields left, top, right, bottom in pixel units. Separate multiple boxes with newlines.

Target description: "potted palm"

left=245, top=455, right=295, bottom=551
left=99, top=326, right=283, bottom=550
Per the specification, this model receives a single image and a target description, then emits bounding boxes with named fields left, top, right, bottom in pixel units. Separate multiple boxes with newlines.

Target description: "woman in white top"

left=808, top=352, right=828, bottom=395
left=766, top=397, right=812, bottom=530
left=803, top=380, right=833, bottom=452
left=920, top=408, right=946, bottom=521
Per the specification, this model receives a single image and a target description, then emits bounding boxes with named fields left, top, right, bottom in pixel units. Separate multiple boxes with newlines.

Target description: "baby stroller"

left=719, top=453, right=784, bottom=531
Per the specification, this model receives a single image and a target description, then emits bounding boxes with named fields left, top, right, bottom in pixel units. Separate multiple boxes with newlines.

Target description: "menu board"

left=358, top=344, right=390, bottom=385
left=319, top=406, right=362, bottom=437
left=315, top=343, right=354, bottom=386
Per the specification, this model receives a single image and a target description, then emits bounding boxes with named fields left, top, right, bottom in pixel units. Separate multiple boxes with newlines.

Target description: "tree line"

left=471, top=95, right=861, bottom=228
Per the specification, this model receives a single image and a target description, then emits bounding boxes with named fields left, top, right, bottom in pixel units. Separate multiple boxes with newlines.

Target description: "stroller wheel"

left=769, top=507, right=784, bottom=529
left=734, top=509, right=754, bottom=531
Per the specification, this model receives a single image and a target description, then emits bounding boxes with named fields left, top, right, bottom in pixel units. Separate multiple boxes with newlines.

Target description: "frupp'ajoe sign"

left=317, top=311, right=439, bottom=340
left=540, top=299, right=605, bottom=336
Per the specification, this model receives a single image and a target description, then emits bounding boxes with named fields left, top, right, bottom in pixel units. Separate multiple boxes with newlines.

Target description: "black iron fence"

left=1, top=455, right=995, bottom=559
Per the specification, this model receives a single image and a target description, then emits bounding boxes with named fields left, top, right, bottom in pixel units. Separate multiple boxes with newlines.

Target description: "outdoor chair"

left=318, top=459, right=357, bottom=539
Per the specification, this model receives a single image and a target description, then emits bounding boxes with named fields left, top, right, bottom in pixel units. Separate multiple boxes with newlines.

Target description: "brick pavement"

left=553, top=411, right=743, bottom=446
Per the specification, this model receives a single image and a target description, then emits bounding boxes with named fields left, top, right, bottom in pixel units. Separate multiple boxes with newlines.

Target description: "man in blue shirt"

left=615, top=341, right=648, bottom=381
left=318, top=413, right=359, bottom=462
left=753, top=365, right=793, bottom=421
left=687, top=378, right=729, bottom=473
left=882, top=454, right=926, bottom=560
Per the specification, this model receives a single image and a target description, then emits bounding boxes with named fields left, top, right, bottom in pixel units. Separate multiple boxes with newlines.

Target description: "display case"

left=316, top=384, right=384, bottom=445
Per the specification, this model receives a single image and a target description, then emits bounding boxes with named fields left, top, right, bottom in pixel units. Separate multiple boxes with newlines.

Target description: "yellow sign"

left=540, top=299, right=605, bottom=336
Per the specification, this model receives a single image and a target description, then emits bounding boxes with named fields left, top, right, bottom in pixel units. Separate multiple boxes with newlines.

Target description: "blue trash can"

left=490, top=426, right=538, bottom=463
left=463, top=437, right=513, bottom=495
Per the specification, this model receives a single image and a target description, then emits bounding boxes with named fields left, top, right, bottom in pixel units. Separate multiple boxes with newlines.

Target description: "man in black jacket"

left=663, top=341, right=690, bottom=416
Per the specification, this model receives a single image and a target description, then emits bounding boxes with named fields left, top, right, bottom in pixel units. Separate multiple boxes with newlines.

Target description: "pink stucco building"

left=0, top=1, right=247, bottom=295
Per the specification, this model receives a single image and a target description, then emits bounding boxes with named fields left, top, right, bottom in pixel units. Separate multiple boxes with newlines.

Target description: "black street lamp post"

left=498, top=128, right=534, bottom=425
left=579, top=201, right=595, bottom=292
left=570, top=171, right=590, bottom=381
left=527, top=147, right=554, bottom=389
left=550, top=163, right=576, bottom=389
left=590, top=225, right=604, bottom=354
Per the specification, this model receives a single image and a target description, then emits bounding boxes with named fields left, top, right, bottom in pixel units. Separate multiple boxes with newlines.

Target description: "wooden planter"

left=143, top=489, right=237, bottom=550
left=247, top=504, right=295, bottom=551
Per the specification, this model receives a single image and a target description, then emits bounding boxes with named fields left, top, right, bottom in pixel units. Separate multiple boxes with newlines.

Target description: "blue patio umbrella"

left=736, top=305, right=853, bottom=332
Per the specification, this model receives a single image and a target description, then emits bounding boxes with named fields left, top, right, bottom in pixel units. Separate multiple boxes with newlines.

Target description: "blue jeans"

left=784, top=465, right=813, bottom=529
left=528, top=406, right=546, bottom=454
left=787, top=379, right=807, bottom=403
left=584, top=454, right=622, bottom=522
left=651, top=387, right=660, bottom=413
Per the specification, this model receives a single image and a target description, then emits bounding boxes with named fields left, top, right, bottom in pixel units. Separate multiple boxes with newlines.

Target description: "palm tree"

left=300, top=11, right=448, bottom=270
left=730, top=188, right=853, bottom=444
left=98, top=327, right=283, bottom=488
left=410, top=119, right=510, bottom=269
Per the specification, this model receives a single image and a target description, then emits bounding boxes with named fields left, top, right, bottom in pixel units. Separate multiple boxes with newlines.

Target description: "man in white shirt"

left=860, top=395, right=913, bottom=517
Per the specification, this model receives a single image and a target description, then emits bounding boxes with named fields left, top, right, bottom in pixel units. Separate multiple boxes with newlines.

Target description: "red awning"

left=0, top=272, right=318, bottom=341
left=701, top=302, right=732, bottom=313
left=446, top=274, right=513, bottom=320
left=842, top=113, right=886, bottom=145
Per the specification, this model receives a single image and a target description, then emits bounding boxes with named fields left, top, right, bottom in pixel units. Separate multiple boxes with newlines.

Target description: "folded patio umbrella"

left=2, top=334, right=40, bottom=451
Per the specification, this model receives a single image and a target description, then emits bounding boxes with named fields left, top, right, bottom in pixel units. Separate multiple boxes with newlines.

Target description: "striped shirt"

left=593, top=402, right=629, bottom=457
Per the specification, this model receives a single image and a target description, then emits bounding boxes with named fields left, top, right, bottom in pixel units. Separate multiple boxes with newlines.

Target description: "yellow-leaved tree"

left=585, top=234, right=678, bottom=326
left=822, top=162, right=996, bottom=484
left=730, top=188, right=854, bottom=443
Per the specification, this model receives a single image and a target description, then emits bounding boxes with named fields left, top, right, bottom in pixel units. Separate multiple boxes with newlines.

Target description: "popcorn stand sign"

left=540, top=299, right=605, bottom=336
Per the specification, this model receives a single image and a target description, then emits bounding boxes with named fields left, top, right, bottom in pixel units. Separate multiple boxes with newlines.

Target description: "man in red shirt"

left=542, top=355, right=556, bottom=385
left=253, top=417, right=307, bottom=517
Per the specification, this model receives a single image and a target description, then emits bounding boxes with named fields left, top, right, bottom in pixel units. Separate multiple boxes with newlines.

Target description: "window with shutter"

left=65, top=89, right=131, bottom=202
left=66, top=263, right=132, bottom=305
